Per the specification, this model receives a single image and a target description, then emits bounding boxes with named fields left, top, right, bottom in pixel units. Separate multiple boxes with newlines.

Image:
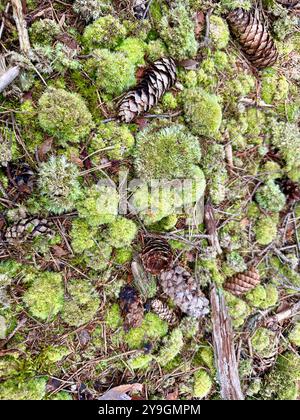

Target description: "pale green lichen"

left=73, top=0, right=113, bottom=22
left=193, top=369, right=213, bottom=399
left=255, top=180, right=286, bottom=213
left=254, top=215, right=279, bottom=245
left=156, top=328, right=184, bottom=366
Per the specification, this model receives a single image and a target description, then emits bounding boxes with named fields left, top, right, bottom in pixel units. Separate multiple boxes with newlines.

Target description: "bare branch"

left=11, top=0, right=31, bottom=55
left=0, top=65, right=20, bottom=93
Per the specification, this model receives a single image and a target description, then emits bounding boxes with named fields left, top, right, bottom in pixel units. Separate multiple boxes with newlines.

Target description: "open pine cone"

left=119, top=285, right=144, bottom=330
left=141, top=236, right=173, bottom=275
left=224, top=266, right=260, bottom=297
left=151, top=299, right=178, bottom=325
left=276, top=0, right=299, bottom=6
left=4, top=218, right=54, bottom=245
left=227, top=8, right=278, bottom=69
left=160, top=266, right=209, bottom=319
left=118, top=57, right=177, bottom=123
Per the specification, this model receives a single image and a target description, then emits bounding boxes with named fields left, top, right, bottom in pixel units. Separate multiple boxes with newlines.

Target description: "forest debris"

left=119, top=285, right=144, bottom=329
left=11, top=0, right=31, bottom=55
left=210, top=285, right=244, bottom=400
left=98, top=383, right=143, bottom=400
left=264, top=300, right=300, bottom=328
left=204, top=201, right=222, bottom=255
left=0, top=65, right=20, bottom=93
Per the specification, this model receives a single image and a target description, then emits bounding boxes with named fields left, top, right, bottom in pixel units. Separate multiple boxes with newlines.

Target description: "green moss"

left=193, top=369, right=213, bottom=399
left=37, top=346, right=70, bottom=373
left=0, top=377, right=47, bottom=400
left=23, top=272, right=64, bottom=321
left=124, top=312, right=168, bottom=349
left=210, top=16, right=230, bottom=50
left=270, top=256, right=300, bottom=290
left=128, top=354, right=153, bottom=370
left=116, top=37, right=146, bottom=66
left=255, top=180, right=286, bottom=212
left=70, top=219, right=98, bottom=253
left=38, top=156, right=81, bottom=214
left=251, top=327, right=277, bottom=358
left=146, top=39, right=167, bottom=61
left=29, top=19, right=60, bottom=45
left=134, top=123, right=201, bottom=180
left=254, top=215, right=279, bottom=245
left=77, top=184, right=119, bottom=227
left=47, top=391, right=73, bottom=400
left=85, top=49, right=136, bottom=96
left=62, top=279, right=100, bottom=327
left=106, top=217, right=137, bottom=249
left=161, top=92, right=178, bottom=111
left=261, top=161, right=282, bottom=180
left=261, top=68, right=289, bottom=105
left=158, top=2, right=198, bottom=60
left=38, top=88, right=94, bottom=145
left=193, top=344, right=215, bottom=372
left=246, top=284, right=278, bottom=309
left=83, top=241, right=112, bottom=271
left=73, top=0, right=113, bottom=22
left=183, top=88, right=222, bottom=138
left=105, top=303, right=122, bottom=330
left=16, top=100, right=44, bottom=152
left=156, top=328, right=184, bottom=367
left=224, top=291, right=251, bottom=328
left=114, top=248, right=133, bottom=265
left=289, top=322, right=300, bottom=346
left=89, top=122, right=135, bottom=161
left=83, top=15, right=127, bottom=50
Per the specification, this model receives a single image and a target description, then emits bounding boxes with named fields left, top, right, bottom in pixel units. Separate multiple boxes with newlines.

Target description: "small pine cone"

left=151, top=299, right=178, bottom=325
left=141, top=236, right=173, bottom=275
left=133, top=0, right=148, bottom=19
left=227, top=9, right=278, bottom=69
left=224, top=266, right=260, bottom=297
left=277, top=0, right=299, bottom=6
left=7, top=163, right=35, bottom=200
left=280, top=179, right=300, bottom=203
left=119, top=285, right=144, bottom=329
left=159, top=266, right=209, bottom=319
left=118, top=57, right=177, bottom=123
left=4, top=218, right=54, bottom=244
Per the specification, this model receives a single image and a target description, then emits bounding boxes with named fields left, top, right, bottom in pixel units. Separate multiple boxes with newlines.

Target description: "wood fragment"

left=204, top=201, right=222, bottom=255
left=11, top=0, right=31, bottom=55
left=210, top=285, right=244, bottom=400
left=0, top=66, right=20, bottom=93
left=264, top=300, right=300, bottom=327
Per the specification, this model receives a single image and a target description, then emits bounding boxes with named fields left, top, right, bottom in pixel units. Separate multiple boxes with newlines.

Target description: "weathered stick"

left=0, top=65, right=20, bottom=92
left=210, top=285, right=244, bottom=400
left=265, top=300, right=300, bottom=327
left=11, top=0, right=31, bottom=55
left=204, top=201, right=222, bottom=255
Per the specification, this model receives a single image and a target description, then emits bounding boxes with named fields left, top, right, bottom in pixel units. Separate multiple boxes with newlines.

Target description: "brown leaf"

left=98, top=383, right=143, bottom=400
left=179, top=59, right=199, bottom=70
left=36, top=137, right=53, bottom=162
left=56, top=32, right=79, bottom=50
left=194, top=11, right=205, bottom=37
left=69, top=153, right=84, bottom=168
left=51, top=245, right=69, bottom=258
left=166, top=388, right=179, bottom=400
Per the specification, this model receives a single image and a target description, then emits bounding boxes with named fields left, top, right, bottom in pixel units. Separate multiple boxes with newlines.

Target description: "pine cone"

left=133, top=0, right=148, bottom=19
left=119, top=285, right=144, bottom=330
left=141, top=236, right=173, bottom=275
left=151, top=299, right=178, bottom=325
left=159, top=266, right=209, bottom=319
left=7, top=163, right=35, bottom=200
left=118, top=57, right=177, bottom=123
left=227, top=9, right=278, bottom=69
left=224, top=266, right=260, bottom=296
left=277, top=0, right=299, bottom=7
left=4, top=218, right=54, bottom=244
left=280, top=178, right=300, bottom=203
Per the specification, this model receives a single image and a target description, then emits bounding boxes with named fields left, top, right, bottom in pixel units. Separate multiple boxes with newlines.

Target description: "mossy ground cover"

left=0, top=0, right=299, bottom=400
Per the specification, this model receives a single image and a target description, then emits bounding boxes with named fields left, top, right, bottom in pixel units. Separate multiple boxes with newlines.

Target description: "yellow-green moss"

left=254, top=215, right=279, bottom=245
left=0, top=377, right=47, bottom=400
left=255, top=180, right=286, bottom=212
left=156, top=328, right=184, bottom=366
left=193, top=369, right=213, bottom=399
left=251, top=327, right=277, bottom=358
left=210, top=16, right=230, bottom=50
left=106, top=217, right=137, bottom=249
left=83, top=15, right=127, bottom=50
left=246, top=284, right=278, bottom=309
left=289, top=322, right=300, bottom=346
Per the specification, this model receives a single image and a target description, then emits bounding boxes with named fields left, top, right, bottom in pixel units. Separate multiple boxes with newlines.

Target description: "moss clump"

left=70, top=219, right=98, bottom=254
left=262, top=352, right=300, bottom=400
left=61, top=279, right=100, bottom=327
left=38, top=88, right=94, bottom=145
left=77, top=184, right=119, bottom=227
left=89, top=122, right=135, bottom=161
left=83, top=15, right=127, bottom=50
left=254, top=215, right=279, bottom=245
left=255, top=180, right=286, bottom=212
left=246, top=284, right=278, bottom=309
left=193, top=369, right=213, bottom=399
left=0, top=377, right=47, bottom=400
left=85, top=49, right=136, bottom=96
left=114, top=248, right=133, bottom=265
left=289, top=322, right=300, bottom=347
left=134, top=123, right=201, bottom=180
left=156, top=328, right=184, bottom=367
left=29, top=19, right=60, bottom=45
left=210, top=16, right=230, bottom=50
left=106, top=217, right=137, bottom=249
left=183, top=88, right=222, bottom=138
left=37, top=346, right=70, bottom=373
left=261, top=68, right=289, bottom=105
left=251, top=327, right=277, bottom=358
left=73, top=0, right=113, bottom=22
left=83, top=241, right=112, bottom=271
left=224, top=291, right=251, bottom=328
left=23, top=272, right=64, bottom=321
left=270, top=256, right=300, bottom=291
left=48, top=391, right=73, bottom=400
left=158, top=2, right=198, bottom=60
left=146, top=39, right=168, bottom=61
left=128, top=354, right=153, bottom=370
left=105, top=303, right=122, bottom=330
left=116, top=37, right=146, bottom=66
left=124, top=312, right=168, bottom=349
left=38, top=156, right=81, bottom=214
left=193, top=344, right=215, bottom=372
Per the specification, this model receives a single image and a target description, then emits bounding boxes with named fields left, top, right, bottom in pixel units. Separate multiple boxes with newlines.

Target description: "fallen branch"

left=210, top=285, right=244, bottom=400
left=204, top=201, right=222, bottom=255
left=264, top=300, right=300, bottom=327
left=11, top=0, right=31, bottom=55
left=0, top=65, right=20, bottom=92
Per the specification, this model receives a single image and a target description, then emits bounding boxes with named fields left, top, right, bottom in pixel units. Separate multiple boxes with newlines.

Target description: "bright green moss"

left=210, top=16, right=230, bottom=50
left=29, top=19, right=60, bottom=45
left=38, top=88, right=94, bottom=145
left=158, top=2, right=198, bottom=60
left=124, top=313, right=168, bottom=349
left=161, top=92, right=178, bottom=111
left=70, top=219, right=98, bottom=253
left=193, top=344, right=215, bottom=372
left=128, top=354, right=153, bottom=370
left=83, top=241, right=112, bottom=271
left=61, top=279, right=100, bottom=327
left=116, top=37, right=146, bottom=66
left=23, top=272, right=64, bottom=321
left=254, top=215, right=279, bottom=245
left=38, top=156, right=81, bottom=214
left=48, top=391, right=73, bottom=400
left=114, top=248, right=133, bottom=265
left=85, top=49, right=136, bottom=96
left=224, top=291, right=251, bottom=328
left=106, top=217, right=137, bottom=249
left=16, top=100, right=44, bottom=152
left=73, top=0, right=113, bottom=22
left=146, top=39, right=167, bottom=61
left=256, top=180, right=286, bottom=213
left=134, top=123, right=201, bottom=180
left=156, top=328, right=184, bottom=367
left=0, top=127, right=19, bottom=166
left=221, top=0, right=252, bottom=10
left=193, top=369, right=213, bottom=399
left=89, top=122, right=135, bottom=161
left=83, top=15, right=127, bottom=50
left=261, top=161, right=282, bottom=180
left=0, top=377, right=47, bottom=400
left=37, top=346, right=70, bottom=373
left=183, top=88, right=222, bottom=138
left=289, top=322, right=300, bottom=346
left=246, top=284, right=278, bottom=309
left=251, top=327, right=277, bottom=358
left=270, top=256, right=300, bottom=290
left=0, top=355, right=19, bottom=379
left=77, top=184, right=119, bottom=227
left=105, top=303, right=122, bottom=330
left=261, top=68, right=289, bottom=105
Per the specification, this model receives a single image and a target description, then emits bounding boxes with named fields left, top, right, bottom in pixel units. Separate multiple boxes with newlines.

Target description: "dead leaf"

left=69, top=153, right=84, bottom=168
left=98, top=383, right=143, bottom=400
left=194, top=11, right=205, bottom=37
left=36, top=137, right=53, bottom=162
left=178, top=59, right=199, bottom=70
left=166, top=388, right=179, bottom=400
left=51, top=245, right=69, bottom=258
